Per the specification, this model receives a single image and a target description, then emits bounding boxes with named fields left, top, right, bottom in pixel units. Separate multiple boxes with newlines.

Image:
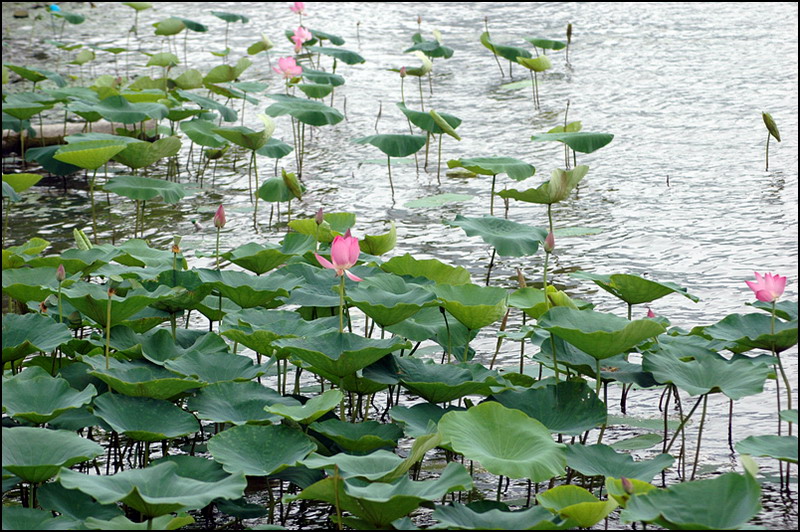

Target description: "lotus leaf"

left=53, top=140, right=128, bottom=170
left=61, top=283, right=175, bottom=327
left=382, top=253, right=471, bottom=285
left=180, top=119, right=228, bottom=147
left=499, top=165, right=589, bottom=205
left=446, top=156, right=535, bottom=181
left=37, top=482, right=123, bottom=522
left=517, top=55, right=552, bottom=72
left=80, top=355, right=203, bottom=399
left=395, top=357, right=507, bottom=403
left=531, top=131, right=614, bottom=154
left=306, top=46, right=365, bottom=65
left=92, top=392, right=199, bottom=441
left=353, top=134, right=427, bottom=158
left=346, top=273, right=437, bottom=326
left=104, top=175, right=186, bottom=204
left=84, top=514, right=194, bottom=530
left=397, top=103, right=461, bottom=135
left=570, top=271, right=699, bottom=305
left=444, top=215, right=547, bottom=257
left=204, top=57, right=252, bottom=84
left=702, top=313, right=798, bottom=353
left=2, top=313, right=73, bottom=363
left=207, top=424, right=316, bottom=476
left=265, top=94, right=343, bottom=126
left=301, top=450, right=405, bottom=480
left=196, top=268, right=299, bottom=308
left=565, top=444, right=674, bottom=482
left=264, top=389, right=343, bottom=424
left=536, top=485, right=618, bottom=528
left=301, top=67, right=345, bottom=86
left=309, top=419, right=403, bottom=453
left=0, top=507, right=74, bottom=531
left=735, top=435, right=798, bottom=463
left=431, top=502, right=564, bottom=530
left=188, top=381, right=288, bottom=425
left=176, top=90, right=238, bottom=122
left=2, top=427, right=103, bottom=483
left=434, top=283, right=508, bottom=331
left=390, top=403, right=465, bottom=437
left=479, top=32, right=532, bottom=63
left=2, top=366, right=96, bottom=424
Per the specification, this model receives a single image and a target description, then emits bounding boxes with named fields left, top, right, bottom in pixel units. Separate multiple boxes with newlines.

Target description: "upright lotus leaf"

left=390, top=403, right=465, bottom=438
left=180, top=119, right=229, bottom=147
left=762, top=112, right=781, bottom=141
left=396, top=103, right=462, bottom=135
left=359, top=222, right=397, bottom=256
left=207, top=424, right=315, bottom=476
left=196, top=268, right=299, bottom=309
left=439, top=402, right=566, bottom=482
left=531, top=132, right=614, bottom=154
left=702, top=313, right=798, bottom=353
left=346, top=272, right=437, bottom=327
left=2, top=313, right=73, bottom=363
left=6, top=64, right=67, bottom=87
left=538, top=307, right=666, bottom=360
left=176, top=90, right=238, bottom=122
left=258, top=177, right=306, bottom=203
left=264, top=389, right=343, bottom=424
left=353, top=134, right=427, bottom=157
left=213, top=122, right=271, bottom=152
left=104, top=175, right=186, bottom=203
left=3, top=181, right=22, bottom=202
left=642, top=348, right=771, bottom=400
left=479, top=32, right=532, bottom=63
left=391, top=50, right=433, bottom=77
left=94, top=96, right=169, bottom=124
left=256, top=137, right=295, bottom=159
left=432, top=502, right=565, bottom=530
left=564, top=444, right=674, bottom=483
left=381, top=253, right=471, bottom=285
left=53, top=140, right=128, bottom=170
left=570, top=271, right=699, bottom=305
left=92, top=392, right=199, bottom=442
left=165, top=351, right=271, bottom=384
left=405, top=33, right=455, bottom=59
left=37, top=482, right=124, bottom=523
left=112, top=137, right=182, bottom=170
left=434, top=283, right=508, bottom=331
left=444, top=215, right=548, bottom=257
left=499, top=165, right=589, bottom=205
left=145, top=52, right=180, bottom=69
left=2, top=367, right=97, bottom=424
left=524, top=37, right=567, bottom=50
left=57, top=461, right=246, bottom=518
left=204, top=57, right=253, bottom=84
left=747, top=300, right=798, bottom=322
left=301, top=450, right=405, bottom=481
left=446, top=156, right=536, bottom=181
left=309, top=419, right=403, bottom=454
left=221, top=310, right=338, bottom=358
left=211, top=11, right=250, bottom=23
left=153, top=17, right=185, bottom=36
left=605, top=477, right=658, bottom=508
left=517, top=55, right=552, bottom=72
left=265, top=94, right=344, bottom=126
left=2, top=427, right=103, bottom=483
left=274, top=332, right=411, bottom=378
left=80, top=355, right=203, bottom=400
left=489, top=379, right=606, bottom=435
left=187, top=381, right=288, bottom=425
left=536, top=485, right=618, bottom=528
left=620, top=472, right=761, bottom=530
left=395, top=357, right=509, bottom=403
left=386, top=307, right=477, bottom=359
left=60, top=283, right=175, bottom=328
left=306, top=46, right=366, bottom=65
left=84, top=514, right=194, bottom=530
left=735, top=435, right=798, bottom=463
left=2, top=172, right=43, bottom=192
left=302, top=67, right=345, bottom=86
left=308, top=28, right=345, bottom=45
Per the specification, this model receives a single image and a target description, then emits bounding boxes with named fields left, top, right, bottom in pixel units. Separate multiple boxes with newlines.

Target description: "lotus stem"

left=690, top=394, right=708, bottom=480
left=387, top=156, right=395, bottom=196
left=333, top=465, right=343, bottom=530
left=771, top=301, right=793, bottom=436
left=252, top=151, right=260, bottom=230
left=490, top=174, right=497, bottom=216
left=418, top=75, right=425, bottom=110
left=57, top=282, right=63, bottom=324
left=765, top=131, right=770, bottom=171
left=489, top=309, right=510, bottom=369
left=215, top=227, right=221, bottom=269
left=339, top=275, right=346, bottom=333
left=105, top=289, right=113, bottom=370
left=436, top=133, right=443, bottom=184
left=664, top=391, right=704, bottom=454
left=89, top=168, right=99, bottom=244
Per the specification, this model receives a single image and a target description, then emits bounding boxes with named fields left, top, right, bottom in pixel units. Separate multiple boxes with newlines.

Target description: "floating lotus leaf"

left=111, top=137, right=182, bottom=170
left=538, top=307, right=666, bottom=360
left=104, top=175, right=186, bottom=204
left=196, top=268, right=299, bottom=308
left=306, top=46, right=365, bottom=65
left=53, top=140, right=128, bottom=170
left=80, top=355, right=203, bottom=400
left=58, top=461, right=246, bottom=518
left=188, top=381, right=288, bottom=425
left=620, top=472, right=761, bottom=530
left=531, top=131, right=614, bottom=154
left=275, top=332, right=410, bottom=378
left=517, top=55, right=552, bottom=72
left=447, top=156, right=535, bottom=181
left=565, top=444, right=674, bottom=482
left=434, top=283, right=508, bottom=331
left=479, top=32, right=532, bottom=63
left=2, top=313, right=73, bottom=363
left=396, top=356, right=508, bottom=404
left=382, top=253, right=471, bottom=285
left=2, top=367, right=97, bottom=424
left=536, top=485, right=618, bottom=528
left=489, top=379, right=606, bottom=435
left=180, top=119, right=228, bottom=147
left=2, top=426, right=103, bottom=483
left=309, top=419, right=403, bottom=454
left=432, top=502, right=565, bottom=530
left=264, top=389, right=343, bottom=424
left=346, top=273, right=437, bottom=326
left=444, top=215, right=547, bottom=257
left=92, top=392, right=199, bottom=442
left=353, top=134, right=427, bottom=158
left=702, top=313, right=798, bottom=353
left=570, top=271, right=699, bottom=305
left=61, top=283, right=175, bottom=328
left=499, top=165, right=589, bottom=205
left=403, top=193, right=475, bottom=208
left=396, top=103, right=461, bottom=135
left=735, top=435, right=798, bottom=464
left=208, top=424, right=316, bottom=476
left=265, top=94, right=343, bottom=126
left=439, top=402, right=566, bottom=482
left=37, top=481, right=123, bottom=522
left=390, top=403, right=465, bottom=437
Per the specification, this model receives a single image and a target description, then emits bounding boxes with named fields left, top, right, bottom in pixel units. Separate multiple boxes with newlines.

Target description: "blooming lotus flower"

left=745, top=272, right=786, bottom=303
left=213, top=205, right=226, bottom=229
left=315, top=230, right=363, bottom=281
left=292, top=26, right=313, bottom=52
left=290, top=2, right=305, bottom=14
left=273, top=56, right=302, bottom=79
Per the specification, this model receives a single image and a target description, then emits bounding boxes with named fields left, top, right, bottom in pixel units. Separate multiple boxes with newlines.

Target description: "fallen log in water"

left=2, top=120, right=157, bottom=155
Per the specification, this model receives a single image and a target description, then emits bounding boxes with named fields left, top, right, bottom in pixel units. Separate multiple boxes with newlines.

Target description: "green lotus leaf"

left=27, top=247, right=121, bottom=276
left=605, top=477, right=658, bottom=508
left=58, top=461, right=246, bottom=518
left=208, top=424, right=315, bottom=476
left=221, top=309, right=338, bottom=357
left=396, top=357, right=508, bottom=403
left=188, top=381, right=287, bottom=425
left=565, top=444, right=674, bottom=482
left=203, top=57, right=252, bottom=84
left=309, top=419, right=403, bottom=454
left=176, top=90, right=238, bottom=122
left=302, top=450, right=405, bottom=480
left=396, top=103, right=462, bottom=135
left=404, top=34, right=455, bottom=59
left=2, top=237, right=51, bottom=268
left=353, top=134, right=427, bottom=158
left=762, top=112, right=781, bottom=142
left=92, top=392, right=199, bottom=442
left=642, top=347, right=771, bottom=400
left=346, top=273, right=437, bottom=326
left=279, top=263, right=355, bottom=308
left=524, top=37, right=567, bottom=50
left=439, top=402, right=566, bottom=482
left=153, top=17, right=185, bottom=36
left=538, top=307, right=666, bottom=360
left=104, top=175, right=186, bottom=204
left=211, top=11, right=249, bottom=23
left=112, top=137, right=182, bottom=170
left=165, top=351, right=271, bottom=384
left=94, top=95, right=169, bottom=124
left=37, top=482, right=123, bottom=522
left=256, top=137, right=294, bottom=159
left=444, top=215, right=547, bottom=257
left=447, top=156, right=535, bottom=181
left=385, top=307, right=477, bottom=360
left=263, top=389, right=342, bottom=424
left=531, top=131, right=614, bottom=154
left=359, top=222, right=397, bottom=256
left=2, top=427, right=103, bottom=483
left=499, top=165, right=589, bottom=204
left=2, top=313, right=73, bottom=363
left=2, top=101, right=52, bottom=120
left=382, top=253, right=471, bottom=285
left=432, top=502, right=564, bottom=530
left=517, top=55, right=552, bottom=72
left=2, top=172, right=43, bottom=193
left=132, top=329, right=228, bottom=366
left=301, top=67, right=345, bottom=86
left=257, top=176, right=297, bottom=203
left=84, top=513, right=194, bottom=530
left=60, top=283, right=175, bottom=328
left=286, top=212, right=355, bottom=243
left=296, top=82, right=334, bottom=99
left=403, top=193, right=475, bottom=208
left=213, top=125, right=270, bottom=153
left=265, top=94, right=343, bottom=126
left=180, top=119, right=228, bottom=147
left=735, top=435, right=798, bottom=463
left=53, top=140, right=128, bottom=170
left=3, top=181, right=21, bottom=202
left=306, top=46, right=365, bottom=65
left=570, top=271, right=699, bottom=305
left=390, top=403, right=465, bottom=438
left=2, top=367, right=96, bottom=424
left=6, top=64, right=67, bottom=86
left=80, top=355, right=203, bottom=400
left=537, top=485, right=617, bottom=528
left=196, top=268, right=299, bottom=308
left=702, top=313, right=798, bottom=353
left=479, top=32, right=532, bottom=63
left=489, top=379, right=606, bottom=435
left=620, top=472, right=761, bottom=530
left=747, top=300, right=798, bottom=322
left=2, top=265, right=72, bottom=303
left=434, top=283, right=508, bottom=331
left=781, top=409, right=798, bottom=425
left=0, top=505, right=75, bottom=530
left=610, top=433, right=664, bottom=451
left=308, top=28, right=345, bottom=45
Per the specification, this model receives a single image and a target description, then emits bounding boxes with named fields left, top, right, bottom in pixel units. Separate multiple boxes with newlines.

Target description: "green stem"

left=57, top=282, right=63, bottom=324
left=387, top=156, right=395, bottom=196
left=765, top=131, right=770, bottom=172
left=690, top=394, right=708, bottom=480
left=215, top=227, right=221, bottom=270
left=490, top=174, right=497, bottom=216
left=772, top=302, right=793, bottom=436
left=105, top=291, right=112, bottom=369
left=252, top=151, right=259, bottom=230
left=90, top=168, right=99, bottom=244
left=339, top=275, right=346, bottom=333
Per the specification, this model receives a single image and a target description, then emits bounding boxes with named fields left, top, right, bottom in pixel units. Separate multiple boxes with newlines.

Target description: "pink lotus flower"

left=213, top=205, right=226, bottom=229
left=290, top=2, right=305, bottom=14
left=56, top=264, right=66, bottom=283
left=745, top=272, right=786, bottom=303
left=646, top=307, right=656, bottom=318
left=273, top=56, right=303, bottom=79
left=543, top=231, right=555, bottom=254
left=315, top=230, right=363, bottom=282
left=292, top=26, right=313, bottom=53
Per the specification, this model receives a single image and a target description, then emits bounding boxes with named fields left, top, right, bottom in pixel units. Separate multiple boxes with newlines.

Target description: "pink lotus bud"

left=315, top=208, right=324, bottom=225
left=56, top=264, right=66, bottom=283
left=621, top=476, right=634, bottom=495
left=543, top=231, right=555, bottom=253
left=290, top=2, right=305, bottom=15
left=647, top=307, right=656, bottom=318
left=214, top=205, right=226, bottom=229
left=400, top=66, right=407, bottom=78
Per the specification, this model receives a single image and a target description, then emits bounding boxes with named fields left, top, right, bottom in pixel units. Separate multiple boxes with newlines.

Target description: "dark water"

left=2, top=2, right=798, bottom=529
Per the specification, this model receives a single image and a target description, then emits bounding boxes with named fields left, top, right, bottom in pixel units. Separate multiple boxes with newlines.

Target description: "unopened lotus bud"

left=567, top=23, right=573, bottom=44
left=620, top=476, right=634, bottom=495
left=400, top=66, right=407, bottom=78
left=515, top=267, right=527, bottom=288
left=56, top=264, right=66, bottom=283
left=214, top=205, right=226, bottom=229
left=315, top=208, right=324, bottom=225
left=544, top=231, right=555, bottom=253
left=647, top=307, right=656, bottom=318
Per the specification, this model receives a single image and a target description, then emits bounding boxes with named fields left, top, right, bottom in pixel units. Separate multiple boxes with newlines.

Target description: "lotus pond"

left=2, top=2, right=798, bottom=530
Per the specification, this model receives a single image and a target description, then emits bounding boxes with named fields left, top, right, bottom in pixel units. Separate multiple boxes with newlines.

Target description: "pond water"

left=2, top=1, right=798, bottom=529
